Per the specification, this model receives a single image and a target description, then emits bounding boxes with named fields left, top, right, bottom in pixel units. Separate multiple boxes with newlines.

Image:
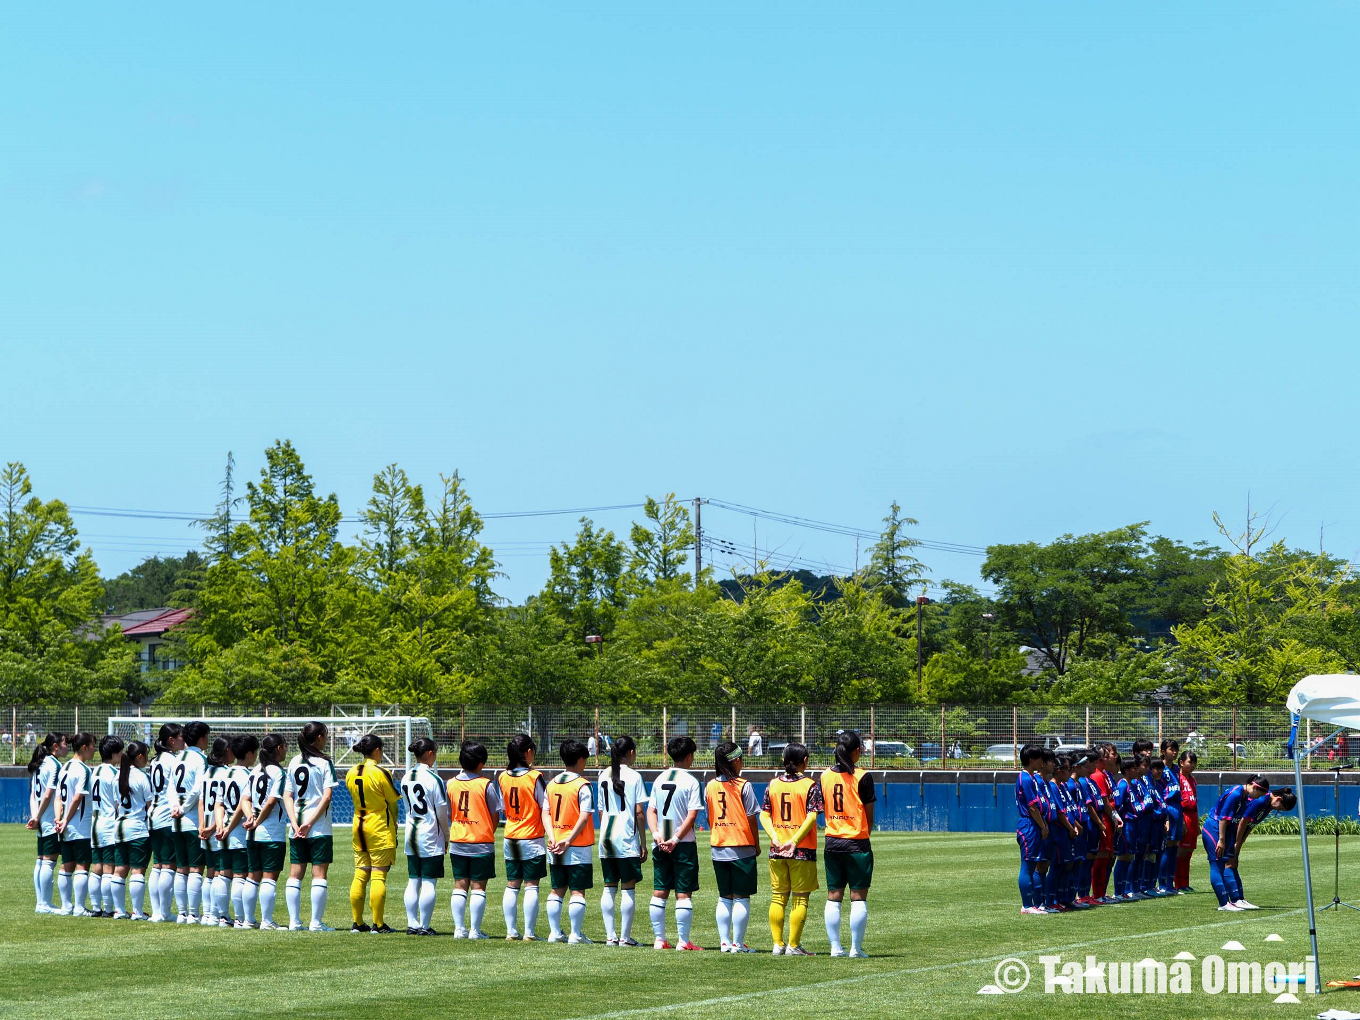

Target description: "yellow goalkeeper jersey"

left=345, top=759, right=401, bottom=853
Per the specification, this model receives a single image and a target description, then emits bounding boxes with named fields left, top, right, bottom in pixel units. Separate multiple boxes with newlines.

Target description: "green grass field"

left=5, top=825, right=1360, bottom=1019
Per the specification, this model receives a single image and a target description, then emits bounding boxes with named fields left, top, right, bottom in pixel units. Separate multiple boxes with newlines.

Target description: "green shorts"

left=203, top=846, right=223, bottom=871
left=711, top=856, right=759, bottom=898
left=37, top=832, right=59, bottom=857
left=248, top=841, right=286, bottom=874
left=407, top=854, right=446, bottom=880
left=221, top=847, right=249, bottom=873
left=60, top=838, right=92, bottom=867
left=450, top=854, right=496, bottom=882
left=289, top=835, right=334, bottom=866
left=172, top=831, right=205, bottom=869
left=115, top=838, right=153, bottom=870
left=600, top=856, right=644, bottom=885
left=825, top=850, right=874, bottom=891
left=652, top=842, right=701, bottom=895
left=549, top=860, right=594, bottom=892
left=505, top=855, right=547, bottom=882
left=151, top=829, right=178, bottom=866
left=92, top=843, right=117, bottom=866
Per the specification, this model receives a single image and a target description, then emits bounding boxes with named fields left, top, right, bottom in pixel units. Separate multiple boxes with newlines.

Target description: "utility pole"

left=916, top=594, right=931, bottom=694
left=693, top=497, right=703, bottom=587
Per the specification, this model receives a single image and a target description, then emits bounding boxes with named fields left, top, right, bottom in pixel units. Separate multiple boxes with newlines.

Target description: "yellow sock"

left=789, top=894, right=809, bottom=948
left=769, top=891, right=788, bottom=947
left=350, top=870, right=370, bottom=925
left=369, top=871, right=387, bottom=927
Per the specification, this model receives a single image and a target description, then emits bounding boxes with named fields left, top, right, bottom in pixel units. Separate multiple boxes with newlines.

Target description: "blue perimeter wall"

left=4, top=776, right=1353, bottom=832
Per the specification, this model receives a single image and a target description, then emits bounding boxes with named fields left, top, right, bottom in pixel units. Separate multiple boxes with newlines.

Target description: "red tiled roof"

left=118, top=608, right=195, bottom=637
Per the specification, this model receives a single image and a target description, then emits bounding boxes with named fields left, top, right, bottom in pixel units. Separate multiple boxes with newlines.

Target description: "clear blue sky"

left=3, top=2, right=1357, bottom=602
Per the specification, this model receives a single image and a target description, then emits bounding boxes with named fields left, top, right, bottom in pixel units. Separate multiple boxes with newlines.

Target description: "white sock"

left=213, top=875, right=230, bottom=917
left=649, top=896, right=667, bottom=938
left=130, top=874, right=146, bottom=915
left=469, top=889, right=487, bottom=933
left=715, top=897, right=733, bottom=946
left=231, top=877, right=245, bottom=921
left=849, top=900, right=868, bottom=952
left=242, top=879, right=259, bottom=924
left=285, top=878, right=302, bottom=927
left=568, top=896, right=585, bottom=937
left=33, top=859, right=44, bottom=907
left=523, top=884, right=540, bottom=936
left=173, top=872, right=187, bottom=914
left=187, top=872, right=203, bottom=915
left=73, top=870, right=89, bottom=911
left=418, top=880, right=437, bottom=929
left=620, top=888, right=636, bottom=940
left=450, top=888, right=468, bottom=931
left=309, top=879, right=328, bottom=926
left=676, top=899, right=693, bottom=944
left=600, top=886, right=617, bottom=940
left=547, top=893, right=564, bottom=938
left=731, top=897, right=750, bottom=947
left=405, top=878, right=421, bottom=929
left=57, top=870, right=72, bottom=912
left=98, top=873, right=111, bottom=911
left=105, top=873, right=118, bottom=912
left=38, top=859, right=55, bottom=909
left=110, top=875, right=126, bottom=913
left=260, top=878, right=277, bottom=924
left=824, top=900, right=843, bottom=952
left=503, top=887, right=520, bottom=935
left=156, top=869, right=173, bottom=917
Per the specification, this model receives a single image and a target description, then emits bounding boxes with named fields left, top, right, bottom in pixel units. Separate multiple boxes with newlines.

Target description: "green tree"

left=542, top=517, right=630, bottom=642
left=629, top=494, right=695, bottom=586
left=103, top=551, right=205, bottom=613
left=865, top=501, right=925, bottom=608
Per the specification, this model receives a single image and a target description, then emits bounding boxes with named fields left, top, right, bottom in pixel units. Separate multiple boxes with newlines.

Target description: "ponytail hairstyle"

left=833, top=729, right=863, bottom=773
left=70, top=732, right=95, bottom=755
left=298, top=721, right=330, bottom=764
left=714, top=740, right=742, bottom=782
left=1274, top=787, right=1297, bottom=811
left=353, top=734, right=383, bottom=759
left=259, top=733, right=286, bottom=768
left=781, top=742, right=809, bottom=776
left=120, top=740, right=149, bottom=802
left=507, top=733, right=536, bottom=770
left=207, top=735, right=231, bottom=769
left=1178, top=749, right=1198, bottom=765
left=154, top=722, right=183, bottom=757
left=98, top=735, right=124, bottom=763
left=26, top=732, right=63, bottom=774
left=459, top=740, right=488, bottom=772
left=231, top=733, right=260, bottom=763
left=608, top=735, right=636, bottom=798
left=408, top=737, right=438, bottom=763
left=182, top=720, right=211, bottom=748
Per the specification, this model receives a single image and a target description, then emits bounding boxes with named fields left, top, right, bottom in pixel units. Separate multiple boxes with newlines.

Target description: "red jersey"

left=1179, top=772, right=1198, bottom=815
left=1090, top=767, right=1114, bottom=810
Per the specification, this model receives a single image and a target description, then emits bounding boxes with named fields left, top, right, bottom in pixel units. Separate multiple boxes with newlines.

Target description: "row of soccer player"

left=27, top=722, right=877, bottom=955
left=1014, top=739, right=1295, bottom=914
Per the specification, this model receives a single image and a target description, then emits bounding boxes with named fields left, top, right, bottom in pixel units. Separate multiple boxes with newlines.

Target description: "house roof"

left=111, top=607, right=194, bottom=638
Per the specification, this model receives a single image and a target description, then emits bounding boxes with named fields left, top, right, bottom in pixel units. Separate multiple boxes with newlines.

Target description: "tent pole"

left=1296, top=748, right=1321, bottom=993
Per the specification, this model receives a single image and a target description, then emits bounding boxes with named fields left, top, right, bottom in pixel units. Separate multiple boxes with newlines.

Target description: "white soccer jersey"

left=201, top=765, right=227, bottom=850
left=649, top=767, right=703, bottom=844
left=223, top=765, right=251, bottom=849
left=90, top=762, right=121, bottom=850
left=115, top=769, right=153, bottom=843
left=597, top=764, right=648, bottom=859
left=172, top=747, right=208, bottom=835
left=56, top=759, right=93, bottom=841
left=148, top=751, right=179, bottom=831
left=249, top=763, right=287, bottom=843
left=401, top=763, right=449, bottom=858
left=30, top=755, right=61, bottom=835
left=285, top=753, right=338, bottom=837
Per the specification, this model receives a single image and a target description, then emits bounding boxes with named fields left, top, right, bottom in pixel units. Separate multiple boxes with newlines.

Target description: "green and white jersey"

left=56, top=759, right=93, bottom=841
left=401, top=763, right=449, bottom=858
left=30, top=755, right=62, bottom=836
left=248, top=763, right=287, bottom=843
left=649, top=767, right=702, bottom=845
left=148, top=751, right=179, bottom=831
left=285, top=754, right=338, bottom=838
left=115, top=769, right=153, bottom=843
left=597, top=764, right=648, bottom=859
left=223, top=765, right=251, bottom=850
left=201, top=765, right=227, bottom=850
left=90, top=763, right=121, bottom=849
left=172, top=747, right=208, bottom=835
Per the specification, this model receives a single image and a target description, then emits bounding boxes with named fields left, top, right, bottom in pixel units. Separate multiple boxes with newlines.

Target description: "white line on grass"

left=554, top=908, right=1307, bottom=1020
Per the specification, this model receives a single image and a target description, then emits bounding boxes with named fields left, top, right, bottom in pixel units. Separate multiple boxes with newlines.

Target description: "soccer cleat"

left=309, top=922, right=336, bottom=932
left=676, top=941, right=704, bottom=951
left=505, top=931, right=522, bottom=941
left=219, top=918, right=232, bottom=928
left=34, top=904, right=53, bottom=914
left=521, top=933, right=542, bottom=941
left=606, top=938, right=619, bottom=946
left=351, top=923, right=372, bottom=933
left=57, top=907, right=74, bottom=916
left=654, top=937, right=674, bottom=950
left=1217, top=903, right=1244, bottom=912
left=200, top=914, right=217, bottom=926
left=418, top=927, right=439, bottom=936
left=469, top=930, right=491, bottom=940
left=187, top=913, right=201, bottom=925
left=372, top=924, right=396, bottom=934
left=1099, top=896, right=1119, bottom=905
left=406, top=926, right=422, bottom=935
left=453, top=928, right=469, bottom=939
left=1181, top=886, right=1196, bottom=893
left=176, top=913, right=189, bottom=924
left=785, top=945, right=815, bottom=956
left=73, top=908, right=95, bottom=918
left=289, top=923, right=307, bottom=931
left=1233, top=900, right=1259, bottom=910
left=149, top=915, right=167, bottom=922
left=719, top=942, right=733, bottom=953
left=772, top=944, right=785, bottom=955
left=848, top=948, right=869, bottom=959
left=1020, top=906, right=1042, bottom=915
left=548, top=932, right=568, bottom=943
left=619, top=937, right=640, bottom=947
left=259, top=920, right=282, bottom=930
left=731, top=944, right=756, bottom=954
left=130, top=912, right=150, bottom=921
left=829, top=947, right=847, bottom=958
left=113, top=910, right=130, bottom=920
left=567, top=933, right=594, bottom=945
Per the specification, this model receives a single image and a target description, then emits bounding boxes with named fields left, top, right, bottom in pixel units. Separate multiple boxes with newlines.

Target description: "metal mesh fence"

left=0, top=703, right=1318, bottom=770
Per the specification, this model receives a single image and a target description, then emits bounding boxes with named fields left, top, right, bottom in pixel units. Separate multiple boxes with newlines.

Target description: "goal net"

left=107, top=713, right=434, bottom=771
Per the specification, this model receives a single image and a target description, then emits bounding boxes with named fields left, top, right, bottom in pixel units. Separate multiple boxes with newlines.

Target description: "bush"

left=1251, top=814, right=1360, bottom=836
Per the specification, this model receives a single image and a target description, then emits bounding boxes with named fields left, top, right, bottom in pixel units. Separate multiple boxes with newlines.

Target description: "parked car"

left=983, top=734, right=1069, bottom=761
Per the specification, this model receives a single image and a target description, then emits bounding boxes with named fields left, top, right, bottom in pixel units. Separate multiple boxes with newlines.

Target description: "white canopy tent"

left=1285, top=673, right=1360, bottom=993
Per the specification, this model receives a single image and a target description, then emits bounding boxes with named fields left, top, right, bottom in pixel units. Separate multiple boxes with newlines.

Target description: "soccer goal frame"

left=107, top=714, right=432, bottom=771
